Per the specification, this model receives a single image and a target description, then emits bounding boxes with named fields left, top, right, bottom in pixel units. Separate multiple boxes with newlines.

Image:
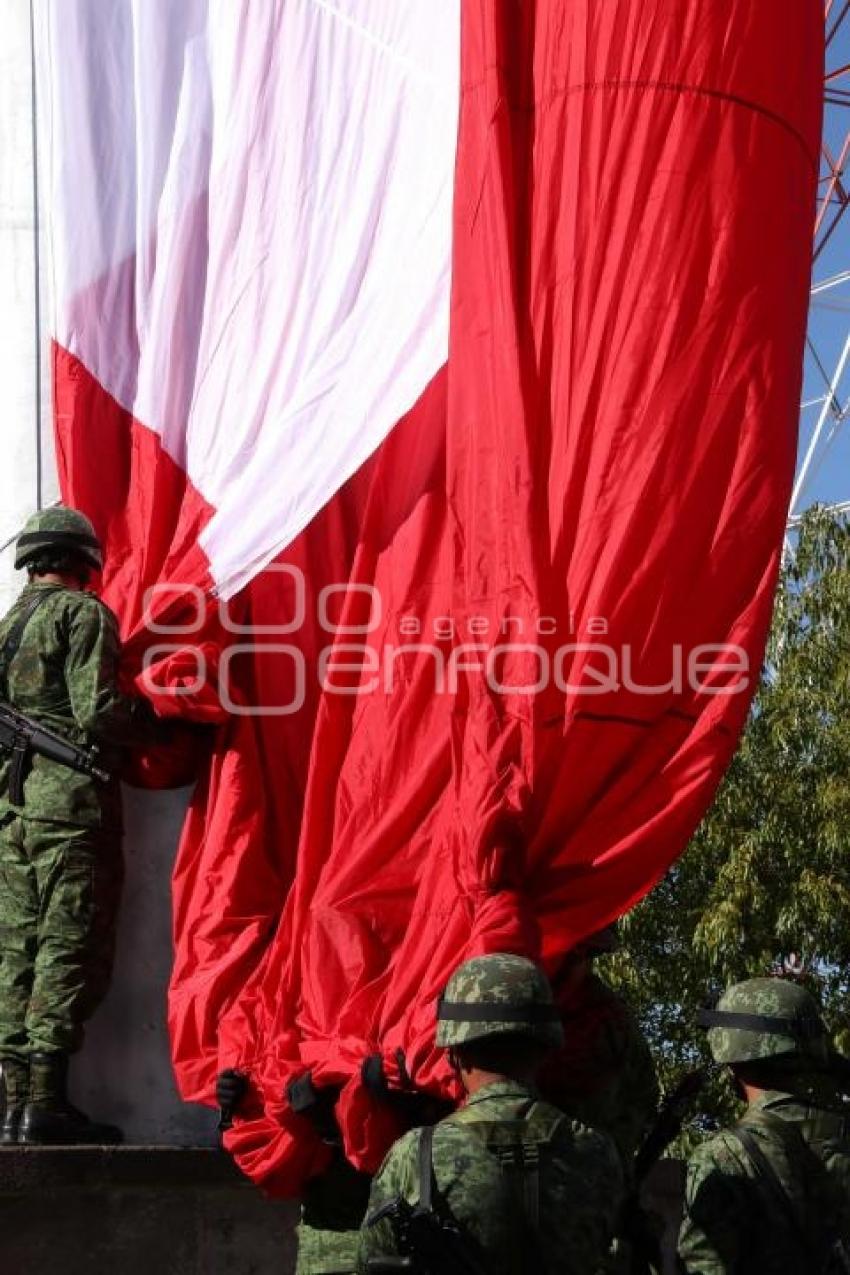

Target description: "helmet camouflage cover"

left=14, top=506, right=103, bottom=572
left=699, top=977, right=830, bottom=1068
left=436, top=953, right=564, bottom=1050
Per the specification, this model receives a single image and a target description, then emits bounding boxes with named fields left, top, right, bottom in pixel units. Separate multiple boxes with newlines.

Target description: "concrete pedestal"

left=0, top=1146, right=686, bottom=1275
left=72, top=784, right=217, bottom=1146
left=0, top=1146, right=298, bottom=1275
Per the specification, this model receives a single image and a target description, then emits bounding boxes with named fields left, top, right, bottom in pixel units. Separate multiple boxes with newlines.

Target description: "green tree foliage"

left=605, top=507, right=850, bottom=1133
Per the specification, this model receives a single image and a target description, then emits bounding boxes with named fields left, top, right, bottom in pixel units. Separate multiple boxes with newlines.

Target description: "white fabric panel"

left=36, top=0, right=460, bottom=597
left=0, top=0, right=57, bottom=614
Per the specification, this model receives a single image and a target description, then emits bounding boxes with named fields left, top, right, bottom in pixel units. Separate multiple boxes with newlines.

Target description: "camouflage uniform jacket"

left=296, top=1151, right=372, bottom=1274
left=357, top=1080, right=624, bottom=1274
left=538, top=972, right=660, bottom=1164
left=679, top=1089, right=850, bottom=1274
left=0, top=583, right=144, bottom=830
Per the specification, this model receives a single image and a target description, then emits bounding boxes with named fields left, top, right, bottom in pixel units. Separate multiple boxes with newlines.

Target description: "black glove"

left=216, top=1068, right=249, bottom=1131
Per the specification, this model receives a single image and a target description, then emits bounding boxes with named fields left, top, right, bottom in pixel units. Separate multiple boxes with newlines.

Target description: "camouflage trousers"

left=0, top=814, right=123, bottom=1060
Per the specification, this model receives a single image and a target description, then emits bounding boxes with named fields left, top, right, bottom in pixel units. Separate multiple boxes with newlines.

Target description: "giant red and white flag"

left=36, top=0, right=822, bottom=1190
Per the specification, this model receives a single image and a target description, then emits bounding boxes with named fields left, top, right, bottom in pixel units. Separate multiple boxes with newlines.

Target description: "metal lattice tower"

left=792, top=1, right=850, bottom=530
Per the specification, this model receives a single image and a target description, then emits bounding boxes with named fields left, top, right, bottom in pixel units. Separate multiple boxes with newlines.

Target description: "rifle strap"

left=734, top=1126, right=805, bottom=1233
left=733, top=1120, right=829, bottom=1265
left=0, top=590, right=58, bottom=700
left=418, top=1124, right=435, bottom=1213
left=416, top=1118, right=548, bottom=1275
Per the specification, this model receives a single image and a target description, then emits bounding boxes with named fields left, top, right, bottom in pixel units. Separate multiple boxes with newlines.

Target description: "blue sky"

left=798, top=17, right=850, bottom=511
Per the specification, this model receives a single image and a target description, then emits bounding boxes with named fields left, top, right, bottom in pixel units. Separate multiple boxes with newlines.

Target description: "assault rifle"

left=624, top=1067, right=707, bottom=1275
left=366, top=1125, right=490, bottom=1275
left=365, top=1194, right=489, bottom=1275
left=0, top=701, right=110, bottom=805
left=635, top=1067, right=706, bottom=1187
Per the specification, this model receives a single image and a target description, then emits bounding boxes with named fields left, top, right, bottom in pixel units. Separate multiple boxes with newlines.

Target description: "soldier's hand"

left=216, top=1069, right=249, bottom=1131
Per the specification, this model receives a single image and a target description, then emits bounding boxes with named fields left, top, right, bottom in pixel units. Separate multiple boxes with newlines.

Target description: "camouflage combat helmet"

left=698, top=977, right=830, bottom=1068
left=436, top=953, right=564, bottom=1050
left=14, top=507, right=103, bottom=572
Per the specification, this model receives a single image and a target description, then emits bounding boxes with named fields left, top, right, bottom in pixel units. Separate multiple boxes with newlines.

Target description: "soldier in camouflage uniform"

left=0, top=507, right=152, bottom=1145
left=292, top=1077, right=451, bottom=1273
left=357, top=952, right=624, bottom=1274
left=679, top=977, right=850, bottom=1273
left=539, top=925, right=659, bottom=1164
left=217, top=1065, right=373, bottom=1275
left=296, top=1150, right=372, bottom=1274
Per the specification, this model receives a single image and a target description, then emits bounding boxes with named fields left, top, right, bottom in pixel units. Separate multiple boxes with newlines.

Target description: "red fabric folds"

left=54, top=1, right=822, bottom=1194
